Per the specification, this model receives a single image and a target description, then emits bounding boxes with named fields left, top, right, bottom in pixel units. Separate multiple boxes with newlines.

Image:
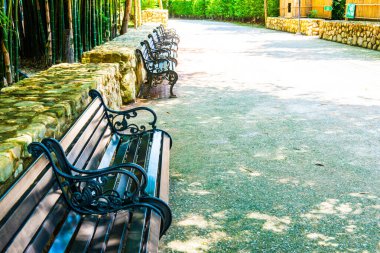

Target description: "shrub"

left=169, top=0, right=279, bottom=22
left=308, top=9, right=318, bottom=18
left=332, top=0, right=346, bottom=20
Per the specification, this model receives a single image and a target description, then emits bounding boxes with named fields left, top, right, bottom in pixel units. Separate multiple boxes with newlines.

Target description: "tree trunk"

left=158, top=0, right=163, bottom=9
left=45, top=0, right=53, bottom=65
left=66, top=0, right=74, bottom=63
left=138, top=0, right=142, bottom=26
left=1, top=40, right=12, bottom=85
left=264, top=0, right=268, bottom=27
left=134, top=0, right=138, bottom=28
left=120, top=0, right=132, bottom=34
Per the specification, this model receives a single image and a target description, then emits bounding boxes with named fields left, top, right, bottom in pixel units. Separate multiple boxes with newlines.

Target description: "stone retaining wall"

left=0, top=24, right=159, bottom=193
left=266, top=17, right=380, bottom=51
left=319, top=21, right=380, bottom=50
left=142, top=9, right=169, bottom=27
left=0, top=63, right=120, bottom=188
left=266, top=17, right=322, bottom=36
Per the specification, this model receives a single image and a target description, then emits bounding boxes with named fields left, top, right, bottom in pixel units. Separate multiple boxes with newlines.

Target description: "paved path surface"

left=144, top=20, right=380, bottom=252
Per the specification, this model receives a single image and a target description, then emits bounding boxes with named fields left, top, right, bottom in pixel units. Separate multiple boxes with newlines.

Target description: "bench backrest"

left=0, top=94, right=116, bottom=252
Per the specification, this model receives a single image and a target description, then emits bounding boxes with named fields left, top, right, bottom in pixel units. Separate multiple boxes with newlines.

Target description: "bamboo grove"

left=0, top=0, right=126, bottom=89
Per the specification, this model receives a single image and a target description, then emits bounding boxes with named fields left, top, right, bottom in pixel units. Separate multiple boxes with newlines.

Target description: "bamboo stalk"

left=73, top=0, right=78, bottom=61
left=99, top=0, right=103, bottom=43
left=36, top=0, right=46, bottom=57
left=15, top=0, right=20, bottom=82
left=50, top=0, right=55, bottom=64
left=1, top=40, right=12, bottom=85
left=7, top=0, right=13, bottom=79
left=92, top=0, right=96, bottom=46
left=59, top=0, right=64, bottom=62
left=77, top=0, right=82, bottom=57
left=67, top=0, right=74, bottom=63
left=45, top=0, right=53, bottom=65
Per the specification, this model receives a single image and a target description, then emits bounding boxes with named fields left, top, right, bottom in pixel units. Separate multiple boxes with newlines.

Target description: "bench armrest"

left=28, top=140, right=145, bottom=213
left=28, top=140, right=172, bottom=236
left=89, top=89, right=157, bottom=135
left=146, top=58, right=176, bottom=70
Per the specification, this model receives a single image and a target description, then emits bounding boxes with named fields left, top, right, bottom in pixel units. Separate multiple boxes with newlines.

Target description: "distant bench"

left=0, top=90, right=172, bottom=252
left=136, top=25, right=180, bottom=98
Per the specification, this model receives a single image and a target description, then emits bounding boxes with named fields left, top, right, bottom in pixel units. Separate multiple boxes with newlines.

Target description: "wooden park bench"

left=0, top=90, right=172, bottom=253
left=136, top=44, right=178, bottom=98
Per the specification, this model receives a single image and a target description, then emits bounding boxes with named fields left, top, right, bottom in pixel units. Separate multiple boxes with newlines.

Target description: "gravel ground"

left=141, top=20, right=380, bottom=252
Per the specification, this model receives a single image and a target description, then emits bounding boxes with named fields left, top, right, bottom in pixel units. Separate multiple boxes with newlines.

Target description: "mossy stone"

left=0, top=153, right=14, bottom=183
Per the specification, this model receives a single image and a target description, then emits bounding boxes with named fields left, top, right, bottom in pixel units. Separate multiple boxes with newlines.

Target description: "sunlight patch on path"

left=247, top=212, right=291, bottom=233
left=177, top=214, right=218, bottom=229
left=306, top=233, right=338, bottom=247
left=302, top=199, right=364, bottom=221
left=167, top=231, right=227, bottom=253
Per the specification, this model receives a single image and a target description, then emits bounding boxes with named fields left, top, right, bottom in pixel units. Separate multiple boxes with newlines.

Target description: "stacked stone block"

left=319, top=21, right=380, bottom=50
left=142, top=9, right=169, bottom=27
left=266, top=17, right=322, bottom=36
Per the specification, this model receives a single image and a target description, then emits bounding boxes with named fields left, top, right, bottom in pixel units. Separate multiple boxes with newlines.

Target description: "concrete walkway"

left=144, top=20, right=380, bottom=252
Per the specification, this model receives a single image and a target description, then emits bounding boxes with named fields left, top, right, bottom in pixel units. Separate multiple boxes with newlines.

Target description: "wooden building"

left=279, top=0, right=333, bottom=19
left=346, top=0, right=380, bottom=20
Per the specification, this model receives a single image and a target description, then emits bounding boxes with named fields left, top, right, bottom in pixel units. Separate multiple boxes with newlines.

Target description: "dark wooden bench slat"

left=88, top=214, right=115, bottom=252
left=70, top=216, right=99, bottom=253
left=105, top=211, right=130, bottom=253
left=60, top=99, right=102, bottom=150
left=146, top=212, right=161, bottom=253
left=98, top=134, right=121, bottom=169
left=48, top=211, right=81, bottom=253
left=86, top=129, right=115, bottom=170
left=6, top=189, right=62, bottom=252
left=74, top=116, right=109, bottom=169
left=24, top=197, right=68, bottom=253
left=0, top=167, right=54, bottom=250
left=68, top=111, right=106, bottom=166
left=124, top=210, right=146, bottom=253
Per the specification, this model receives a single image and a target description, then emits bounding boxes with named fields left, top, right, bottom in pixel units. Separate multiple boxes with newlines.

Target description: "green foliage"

left=142, top=0, right=158, bottom=9
left=169, top=0, right=279, bottom=22
left=308, top=9, right=318, bottom=18
left=332, top=0, right=346, bottom=20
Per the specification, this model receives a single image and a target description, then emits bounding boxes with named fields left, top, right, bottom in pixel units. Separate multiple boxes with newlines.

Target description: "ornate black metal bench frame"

left=148, top=33, right=178, bottom=53
left=157, top=24, right=180, bottom=42
left=0, top=90, right=172, bottom=253
left=136, top=45, right=178, bottom=98
left=153, top=28, right=180, bottom=45
left=141, top=40, right=178, bottom=66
